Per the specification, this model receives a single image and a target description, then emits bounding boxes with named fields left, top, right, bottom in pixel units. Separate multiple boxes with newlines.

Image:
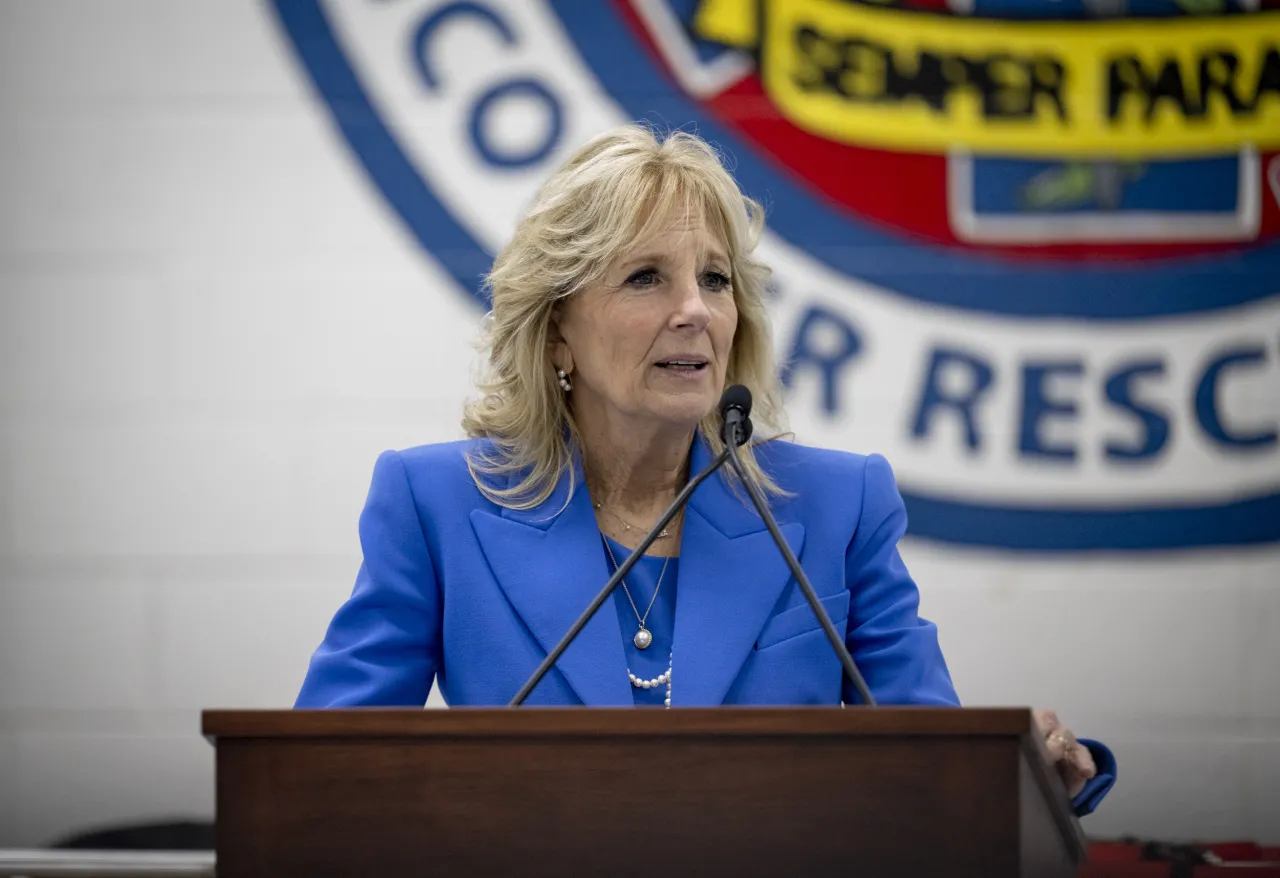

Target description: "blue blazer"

left=297, top=436, right=1114, bottom=812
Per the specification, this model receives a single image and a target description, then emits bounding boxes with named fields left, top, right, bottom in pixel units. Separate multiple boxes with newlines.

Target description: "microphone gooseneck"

left=720, top=386, right=878, bottom=707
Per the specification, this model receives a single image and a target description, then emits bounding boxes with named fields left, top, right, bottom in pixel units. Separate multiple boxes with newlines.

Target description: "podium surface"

left=203, top=707, right=1085, bottom=877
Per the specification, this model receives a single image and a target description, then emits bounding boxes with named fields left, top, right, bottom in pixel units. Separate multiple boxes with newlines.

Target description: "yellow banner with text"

left=694, top=0, right=1280, bottom=157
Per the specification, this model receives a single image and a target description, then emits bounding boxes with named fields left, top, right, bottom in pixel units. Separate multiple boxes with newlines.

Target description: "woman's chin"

left=643, top=390, right=719, bottom=431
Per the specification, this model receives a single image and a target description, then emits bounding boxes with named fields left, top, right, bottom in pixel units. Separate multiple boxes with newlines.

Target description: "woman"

left=296, top=124, right=1114, bottom=815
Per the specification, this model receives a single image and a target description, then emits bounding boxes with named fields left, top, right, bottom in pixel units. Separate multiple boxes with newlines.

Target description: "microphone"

left=720, top=385, right=878, bottom=706
left=509, top=388, right=745, bottom=706
left=719, top=383, right=753, bottom=445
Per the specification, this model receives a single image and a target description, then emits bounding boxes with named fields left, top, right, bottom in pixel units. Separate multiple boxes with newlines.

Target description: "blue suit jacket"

left=297, top=436, right=1114, bottom=812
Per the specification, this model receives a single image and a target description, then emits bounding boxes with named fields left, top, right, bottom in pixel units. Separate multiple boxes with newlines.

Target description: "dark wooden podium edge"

left=205, top=705, right=1030, bottom=739
left=203, top=705, right=1087, bottom=864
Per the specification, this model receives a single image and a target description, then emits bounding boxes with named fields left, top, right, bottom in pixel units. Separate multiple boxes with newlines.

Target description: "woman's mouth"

left=655, top=358, right=708, bottom=373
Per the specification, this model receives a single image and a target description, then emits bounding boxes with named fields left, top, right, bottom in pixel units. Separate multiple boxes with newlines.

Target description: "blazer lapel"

left=671, top=439, right=805, bottom=706
left=470, top=460, right=633, bottom=706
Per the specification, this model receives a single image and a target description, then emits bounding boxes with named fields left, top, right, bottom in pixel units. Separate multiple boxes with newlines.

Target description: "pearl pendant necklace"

left=600, top=536, right=669, bottom=650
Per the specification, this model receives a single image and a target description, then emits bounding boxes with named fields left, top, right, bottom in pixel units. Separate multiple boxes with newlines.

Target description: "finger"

left=1033, top=708, right=1061, bottom=738
left=1056, top=725, right=1080, bottom=758
left=1053, top=729, right=1093, bottom=798
left=1045, top=731, right=1071, bottom=763
left=1071, top=738, right=1097, bottom=779
left=1044, top=724, right=1073, bottom=763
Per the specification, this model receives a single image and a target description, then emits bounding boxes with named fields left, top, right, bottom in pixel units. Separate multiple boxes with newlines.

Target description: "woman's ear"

left=547, top=307, right=573, bottom=375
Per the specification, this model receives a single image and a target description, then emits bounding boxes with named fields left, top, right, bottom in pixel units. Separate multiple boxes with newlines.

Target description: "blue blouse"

left=603, top=535, right=678, bottom=707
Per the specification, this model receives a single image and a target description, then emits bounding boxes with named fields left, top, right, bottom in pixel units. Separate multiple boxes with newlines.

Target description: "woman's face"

left=551, top=211, right=738, bottom=436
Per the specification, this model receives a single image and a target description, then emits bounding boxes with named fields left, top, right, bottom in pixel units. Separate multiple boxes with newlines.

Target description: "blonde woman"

left=297, top=125, right=1113, bottom=815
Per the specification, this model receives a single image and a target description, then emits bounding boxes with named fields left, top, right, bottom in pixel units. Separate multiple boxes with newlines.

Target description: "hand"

left=1034, top=708, right=1097, bottom=798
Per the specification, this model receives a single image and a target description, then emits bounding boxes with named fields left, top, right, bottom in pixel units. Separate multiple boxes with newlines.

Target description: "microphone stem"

left=725, top=436, right=878, bottom=707
left=509, top=446, right=733, bottom=707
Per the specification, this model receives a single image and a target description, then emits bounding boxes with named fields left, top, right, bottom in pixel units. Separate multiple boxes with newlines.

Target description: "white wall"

left=1, top=0, right=1277, bottom=848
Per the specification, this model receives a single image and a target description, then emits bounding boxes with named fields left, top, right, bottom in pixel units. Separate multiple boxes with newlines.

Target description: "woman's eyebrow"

left=615, top=249, right=730, bottom=272
left=618, top=253, right=667, bottom=270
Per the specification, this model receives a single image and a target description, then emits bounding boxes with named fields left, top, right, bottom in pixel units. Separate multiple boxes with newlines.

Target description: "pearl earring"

left=557, top=369, right=572, bottom=392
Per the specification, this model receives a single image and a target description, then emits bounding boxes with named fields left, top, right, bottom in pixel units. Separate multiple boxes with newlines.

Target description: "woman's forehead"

left=619, top=204, right=730, bottom=262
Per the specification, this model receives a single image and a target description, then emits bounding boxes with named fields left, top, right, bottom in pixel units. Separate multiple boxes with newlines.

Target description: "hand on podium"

left=1035, top=707, right=1099, bottom=797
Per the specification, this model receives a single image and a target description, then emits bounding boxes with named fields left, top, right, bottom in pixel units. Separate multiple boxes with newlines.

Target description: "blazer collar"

left=470, top=436, right=803, bottom=706
left=470, top=450, right=632, bottom=706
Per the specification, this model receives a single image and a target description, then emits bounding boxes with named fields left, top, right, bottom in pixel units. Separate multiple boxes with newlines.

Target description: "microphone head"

left=718, top=385, right=753, bottom=445
left=719, top=385, right=752, bottom=419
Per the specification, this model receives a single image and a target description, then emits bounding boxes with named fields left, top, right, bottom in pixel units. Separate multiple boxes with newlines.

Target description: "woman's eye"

left=702, top=271, right=731, bottom=292
left=625, top=269, right=658, bottom=287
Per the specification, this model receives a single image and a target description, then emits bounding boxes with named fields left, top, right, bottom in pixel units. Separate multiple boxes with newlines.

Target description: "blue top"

left=295, top=435, right=1116, bottom=816
left=604, top=535, right=678, bottom=707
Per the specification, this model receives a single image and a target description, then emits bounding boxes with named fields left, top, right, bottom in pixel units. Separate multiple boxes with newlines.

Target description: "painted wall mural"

left=272, top=0, right=1280, bottom=550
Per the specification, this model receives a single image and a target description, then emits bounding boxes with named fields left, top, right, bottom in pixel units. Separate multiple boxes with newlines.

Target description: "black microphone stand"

left=508, top=446, right=733, bottom=707
left=723, top=420, right=878, bottom=707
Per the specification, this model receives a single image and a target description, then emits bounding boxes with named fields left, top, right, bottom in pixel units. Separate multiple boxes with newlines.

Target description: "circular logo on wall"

left=270, top=0, right=1280, bottom=550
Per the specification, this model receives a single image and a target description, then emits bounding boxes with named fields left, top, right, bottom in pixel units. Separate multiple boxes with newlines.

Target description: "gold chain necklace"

left=594, top=502, right=673, bottom=540
left=601, top=536, right=670, bottom=650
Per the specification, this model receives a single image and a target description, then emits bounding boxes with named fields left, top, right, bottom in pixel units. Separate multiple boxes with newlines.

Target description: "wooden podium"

left=203, top=707, right=1085, bottom=877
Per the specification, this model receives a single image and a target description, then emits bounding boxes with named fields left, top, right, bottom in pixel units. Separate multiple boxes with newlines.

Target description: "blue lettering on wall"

left=412, top=2, right=563, bottom=168
left=910, top=347, right=995, bottom=452
left=469, top=78, right=564, bottom=168
left=1104, top=359, right=1171, bottom=461
left=412, top=2, right=514, bottom=92
left=781, top=305, right=862, bottom=415
left=1195, top=345, right=1279, bottom=449
left=1020, top=361, right=1084, bottom=461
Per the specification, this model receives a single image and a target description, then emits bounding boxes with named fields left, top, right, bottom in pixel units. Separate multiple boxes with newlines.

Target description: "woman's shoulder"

left=751, top=436, right=896, bottom=492
left=751, top=438, right=905, bottom=534
left=393, top=436, right=493, bottom=470
left=373, top=437, right=498, bottom=499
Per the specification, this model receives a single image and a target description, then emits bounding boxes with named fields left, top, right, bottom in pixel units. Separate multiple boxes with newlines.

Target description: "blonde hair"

left=462, top=123, right=787, bottom=510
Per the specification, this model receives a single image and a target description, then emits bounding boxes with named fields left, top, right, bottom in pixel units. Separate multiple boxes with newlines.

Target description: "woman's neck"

left=577, top=414, right=694, bottom=542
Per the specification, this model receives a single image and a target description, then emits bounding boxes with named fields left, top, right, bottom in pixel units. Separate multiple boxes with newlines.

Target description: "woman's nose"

left=670, top=274, right=712, bottom=330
